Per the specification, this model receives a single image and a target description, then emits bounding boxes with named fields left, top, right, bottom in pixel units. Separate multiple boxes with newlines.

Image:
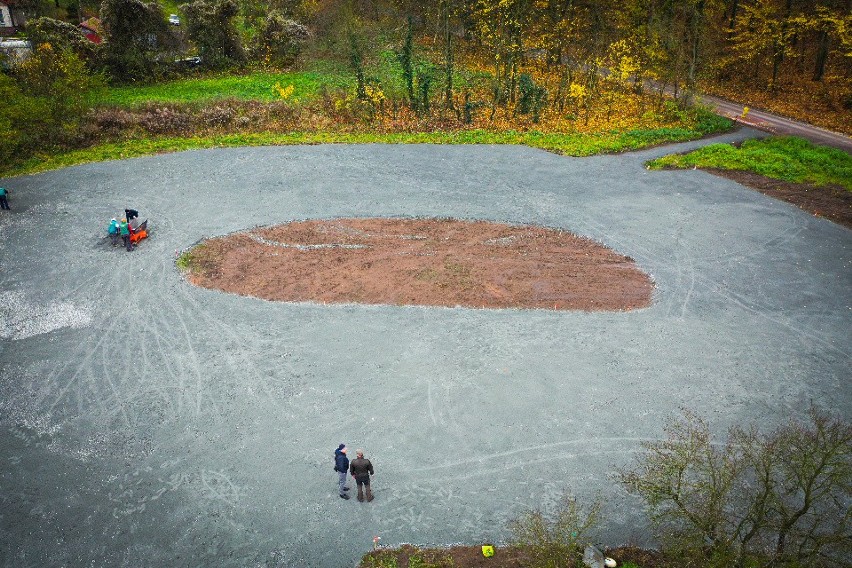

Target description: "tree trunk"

left=727, top=0, right=739, bottom=38
left=443, top=2, right=454, bottom=109
left=771, top=0, right=793, bottom=92
left=771, top=38, right=780, bottom=92
left=812, top=29, right=829, bottom=81
left=687, top=0, right=706, bottom=93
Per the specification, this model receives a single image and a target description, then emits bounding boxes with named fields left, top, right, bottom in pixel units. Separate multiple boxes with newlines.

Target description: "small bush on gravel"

left=508, top=492, right=602, bottom=568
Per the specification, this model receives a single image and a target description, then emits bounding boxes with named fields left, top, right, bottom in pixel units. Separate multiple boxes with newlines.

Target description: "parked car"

left=174, top=55, right=201, bottom=68
left=168, top=14, right=180, bottom=26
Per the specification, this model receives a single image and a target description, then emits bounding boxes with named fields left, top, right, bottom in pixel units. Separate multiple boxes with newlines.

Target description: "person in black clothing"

left=349, top=449, right=374, bottom=502
left=333, top=444, right=351, bottom=499
left=124, top=208, right=139, bottom=221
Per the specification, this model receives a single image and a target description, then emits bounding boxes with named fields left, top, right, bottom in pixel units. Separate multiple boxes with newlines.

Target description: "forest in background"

left=16, top=0, right=849, bottom=125
left=2, top=0, right=848, bottom=173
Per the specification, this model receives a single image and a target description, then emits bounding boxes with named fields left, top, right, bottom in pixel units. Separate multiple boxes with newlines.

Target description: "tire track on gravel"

left=578, top=216, right=851, bottom=360
left=43, top=269, right=131, bottom=414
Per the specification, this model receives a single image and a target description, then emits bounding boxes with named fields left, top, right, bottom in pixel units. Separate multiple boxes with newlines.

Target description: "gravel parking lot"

left=1, top=129, right=850, bottom=567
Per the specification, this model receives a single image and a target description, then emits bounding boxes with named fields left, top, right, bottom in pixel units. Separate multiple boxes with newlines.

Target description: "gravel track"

left=0, top=128, right=850, bottom=567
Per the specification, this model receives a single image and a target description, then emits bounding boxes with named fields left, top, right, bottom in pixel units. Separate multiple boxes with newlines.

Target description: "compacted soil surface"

left=359, top=545, right=670, bottom=568
left=705, top=169, right=852, bottom=229
left=183, top=218, right=654, bottom=311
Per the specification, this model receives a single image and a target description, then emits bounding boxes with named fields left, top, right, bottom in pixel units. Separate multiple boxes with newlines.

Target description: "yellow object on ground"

left=481, top=544, right=494, bottom=557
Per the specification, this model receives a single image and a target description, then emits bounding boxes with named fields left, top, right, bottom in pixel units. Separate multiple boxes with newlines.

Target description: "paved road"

left=699, top=93, right=852, bottom=152
left=1, top=129, right=850, bottom=567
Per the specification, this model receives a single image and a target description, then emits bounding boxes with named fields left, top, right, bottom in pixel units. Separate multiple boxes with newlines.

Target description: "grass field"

left=648, top=136, right=852, bottom=190
left=92, top=70, right=352, bottom=107
left=0, top=125, right=732, bottom=178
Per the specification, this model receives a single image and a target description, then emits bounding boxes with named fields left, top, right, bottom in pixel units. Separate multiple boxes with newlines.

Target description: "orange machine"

left=129, top=218, right=148, bottom=244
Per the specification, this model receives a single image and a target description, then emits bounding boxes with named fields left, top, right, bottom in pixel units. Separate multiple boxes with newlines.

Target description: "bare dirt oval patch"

left=181, top=218, right=653, bottom=311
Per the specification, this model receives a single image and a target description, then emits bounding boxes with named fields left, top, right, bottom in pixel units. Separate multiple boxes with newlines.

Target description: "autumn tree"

left=530, top=0, right=613, bottom=111
left=250, top=11, right=311, bottom=67
left=180, top=0, right=245, bottom=68
left=467, top=0, right=534, bottom=108
left=2, top=43, right=103, bottom=161
left=618, top=407, right=851, bottom=568
left=398, top=15, right=415, bottom=106
left=99, top=0, right=176, bottom=82
left=437, top=0, right=459, bottom=109
left=717, top=0, right=851, bottom=93
left=801, top=2, right=851, bottom=82
left=25, top=16, right=97, bottom=65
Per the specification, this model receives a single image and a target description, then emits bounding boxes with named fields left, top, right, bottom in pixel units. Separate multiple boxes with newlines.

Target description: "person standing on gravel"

left=0, top=186, right=10, bottom=210
left=334, top=444, right=351, bottom=500
left=349, top=449, right=374, bottom=502
left=120, top=218, right=132, bottom=251
left=108, top=218, right=120, bottom=247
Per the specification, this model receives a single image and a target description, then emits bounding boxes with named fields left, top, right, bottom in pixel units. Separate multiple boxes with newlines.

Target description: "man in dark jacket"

left=349, top=449, right=374, bottom=502
left=333, top=444, right=351, bottom=499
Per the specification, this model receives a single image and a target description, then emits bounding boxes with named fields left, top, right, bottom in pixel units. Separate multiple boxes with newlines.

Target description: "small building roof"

left=80, top=16, right=102, bottom=34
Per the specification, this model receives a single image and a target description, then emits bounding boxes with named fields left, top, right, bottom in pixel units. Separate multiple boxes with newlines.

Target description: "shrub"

left=11, top=43, right=103, bottom=149
left=138, top=105, right=193, bottom=134
left=692, top=107, right=733, bottom=135
left=199, top=103, right=236, bottom=127
left=25, top=17, right=96, bottom=65
left=99, top=0, right=177, bottom=82
left=518, top=73, right=548, bottom=122
left=251, top=12, right=311, bottom=68
left=91, top=106, right=139, bottom=134
left=0, top=75, right=41, bottom=163
left=179, top=0, right=245, bottom=69
left=508, top=492, right=602, bottom=568
left=618, top=407, right=851, bottom=568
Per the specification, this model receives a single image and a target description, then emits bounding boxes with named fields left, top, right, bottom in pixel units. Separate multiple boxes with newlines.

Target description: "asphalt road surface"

left=699, top=93, right=852, bottom=152
left=1, top=129, right=850, bottom=567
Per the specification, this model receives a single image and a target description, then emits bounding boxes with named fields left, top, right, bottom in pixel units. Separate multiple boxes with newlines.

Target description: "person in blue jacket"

left=334, top=444, right=351, bottom=499
left=108, top=218, right=120, bottom=247
left=0, top=186, right=9, bottom=210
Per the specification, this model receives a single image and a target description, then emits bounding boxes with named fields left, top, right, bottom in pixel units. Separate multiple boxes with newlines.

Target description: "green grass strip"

left=648, top=136, right=852, bottom=191
left=1, top=127, right=726, bottom=178
left=92, top=71, right=351, bottom=107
